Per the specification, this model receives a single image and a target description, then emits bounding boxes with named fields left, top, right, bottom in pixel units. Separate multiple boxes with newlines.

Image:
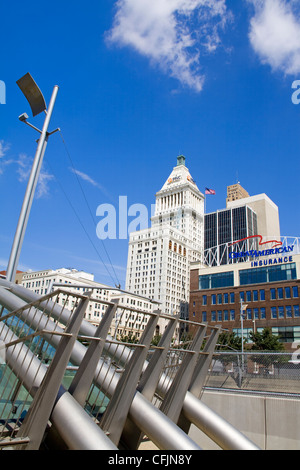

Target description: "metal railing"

left=206, top=352, right=300, bottom=396
left=0, top=280, right=260, bottom=450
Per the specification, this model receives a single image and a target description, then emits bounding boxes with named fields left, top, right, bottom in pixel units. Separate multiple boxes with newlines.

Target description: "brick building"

left=190, top=250, right=300, bottom=349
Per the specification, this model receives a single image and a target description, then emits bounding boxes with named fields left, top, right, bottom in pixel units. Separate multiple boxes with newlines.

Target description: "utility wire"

left=58, top=131, right=121, bottom=289
left=47, top=161, right=118, bottom=288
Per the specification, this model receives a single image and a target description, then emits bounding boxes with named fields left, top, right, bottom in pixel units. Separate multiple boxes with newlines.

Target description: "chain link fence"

left=205, top=352, right=300, bottom=395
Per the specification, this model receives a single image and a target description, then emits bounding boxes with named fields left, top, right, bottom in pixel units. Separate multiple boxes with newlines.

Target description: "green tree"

left=249, top=328, right=286, bottom=368
left=217, top=331, right=243, bottom=351
left=249, top=328, right=285, bottom=352
left=151, top=334, right=162, bottom=346
left=217, top=331, right=244, bottom=368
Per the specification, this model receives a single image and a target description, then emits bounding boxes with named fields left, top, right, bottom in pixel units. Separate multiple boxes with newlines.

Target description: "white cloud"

left=0, top=140, right=13, bottom=175
left=16, top=153, right=54, bottom=199
left=249, top=0, right=300, bottom=75
left=106, top=0, right=231, bottom=92
left=0, top=140, right=10, bottom=159
left=70, top=167, right=115, bottom=202
left=70, top=168, right=102, bottom=188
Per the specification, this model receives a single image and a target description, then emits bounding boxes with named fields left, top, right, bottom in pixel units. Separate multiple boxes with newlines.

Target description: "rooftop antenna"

left=6, top=73, right=60, bottom=282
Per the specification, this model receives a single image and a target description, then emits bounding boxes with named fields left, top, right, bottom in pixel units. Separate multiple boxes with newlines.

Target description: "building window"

left=246, top=291, right=251, bottom=302
left=230, top=310, right=235, bottom=321
left=198, top=271, right=234, bottom=290
left=293, top=286, right=299, bottom=298
left=272, top=326, right=300, bottom=343
left=202, top=295, right=207, bottom=306
left=217, top=311, right=222, bottom=322
left=260, top=307, right=266, bottom=319
left=278, top=306, right=284, bottom=319
left=202, top=311, right=207, bottom=322
left=278, top=287, right=283, bottom=299
left=286, top=305, right=292, bottom=318
left=230, top=292, right=235, bottom=303
left=270, top=288, right=276, bottom=300
left=239, top=263, right=297, bottom=286
left=260, top=289, right=265, bottom=301
left=211, top=311, right=216, bottom=322
left=271, top=307, right=277, bottom=319
left=211, top=294, right=216, bottom=305
left=224, top=293, right=228, bottom=304
left=254, top=308, right=259, bottom=320
left=233, top=328, right=253, bottom=343
left=217, top=293, right=222, bottom=304
left=285, top=287, right=291, bottom=299
left=224, top=310, right=229, bottom=321
left=246, top=308, right=252, bottom=320
left=253, top=290, right=258, bottom=301
left=294, top=305, right=300, bottom=318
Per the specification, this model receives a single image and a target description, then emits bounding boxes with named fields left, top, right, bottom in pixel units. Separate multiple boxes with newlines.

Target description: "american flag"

left=205, top=187, right=216, bottom=195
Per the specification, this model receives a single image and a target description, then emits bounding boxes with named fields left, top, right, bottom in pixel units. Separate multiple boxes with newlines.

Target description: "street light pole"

left=240, top=299, right=247, bottom=372
left=6, top=76, right=59, bottom=283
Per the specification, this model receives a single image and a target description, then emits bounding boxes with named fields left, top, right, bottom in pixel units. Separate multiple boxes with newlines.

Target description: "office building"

left=226, top=183, right=249, bottom=204
left=204, top=205, right=258, bottom=266
left=125, top=155, right=205, bottom=324
left=204, top=190, right=281, bottom=267
left=21, top=268, right=156, bottom=337
left=190, top=244, right=300, bottom=349
left=227, top=193, right=281, bottom=240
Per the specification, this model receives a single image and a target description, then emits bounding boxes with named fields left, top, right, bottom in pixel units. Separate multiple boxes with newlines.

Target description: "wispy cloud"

left=248, top=0, right=300, bottom=75
left=106, top=0, right=231, bottom=92
left=0, top=140, right=13, bottom=175
left=70, top=168, right=102, bottom=188
left=16, top=153, right=54, bottom=199
left=70, top=167, right=115, bottom=202
left=0, top=140, right=10, bottom=159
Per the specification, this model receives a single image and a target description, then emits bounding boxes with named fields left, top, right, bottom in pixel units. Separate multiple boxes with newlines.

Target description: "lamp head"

left=19, top=113, right=29, bottom=122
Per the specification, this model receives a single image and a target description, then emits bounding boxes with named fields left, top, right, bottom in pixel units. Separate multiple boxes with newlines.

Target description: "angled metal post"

left=6, top=79, right=59, bottom=283
left=178, top=326, right=221, bottom=435
left=69, top=300, right=119, bottom=406
left=159, top=324, right=207, bottom=423
left=189, top=326, right=221, bottom=397
left=15, top=293, right=90, bottom=450
left=121, top=315, right=179, bottom=449
left=99, top=311, right=159, bottom=446
left=138, top=315, right=178, bottom=400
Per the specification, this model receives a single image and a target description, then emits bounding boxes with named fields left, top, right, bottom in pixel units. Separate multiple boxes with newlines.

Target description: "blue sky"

left=0, top=0, right=300, bottom=287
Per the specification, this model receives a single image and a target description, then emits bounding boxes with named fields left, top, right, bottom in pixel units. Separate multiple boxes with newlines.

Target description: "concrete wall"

left=189, top=390, right=300, bottom=450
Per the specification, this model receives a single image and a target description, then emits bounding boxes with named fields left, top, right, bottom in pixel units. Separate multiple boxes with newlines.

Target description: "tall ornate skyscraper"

left=125, top=156, right=204, bottom=322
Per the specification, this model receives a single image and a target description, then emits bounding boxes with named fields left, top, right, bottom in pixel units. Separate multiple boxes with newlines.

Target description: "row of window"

left=232, top=326, right=300, bottom=343
left=195, top=286, right=299, bottom=307
left=198, top=263, right=297, bottom=290
left=195, top=304, right=300, bottom=323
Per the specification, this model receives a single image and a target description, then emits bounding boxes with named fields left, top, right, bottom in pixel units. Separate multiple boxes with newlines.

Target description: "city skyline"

left=0, top=0, right=300, bottom=287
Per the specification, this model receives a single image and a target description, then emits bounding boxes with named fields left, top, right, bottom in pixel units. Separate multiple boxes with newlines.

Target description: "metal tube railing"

left=0, top=280, right=259, bottom=450
left=0, top=285, right=201, bottom=450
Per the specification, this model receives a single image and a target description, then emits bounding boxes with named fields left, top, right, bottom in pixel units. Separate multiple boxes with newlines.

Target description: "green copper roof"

left=177, top=155, right=186, bottom=166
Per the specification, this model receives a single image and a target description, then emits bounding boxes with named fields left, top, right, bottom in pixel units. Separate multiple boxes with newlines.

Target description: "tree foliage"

left=249, top=328, right=285, bottom=352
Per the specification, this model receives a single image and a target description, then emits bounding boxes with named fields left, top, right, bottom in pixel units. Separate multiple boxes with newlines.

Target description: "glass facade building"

left=204, top=206, right=258, bottom=266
